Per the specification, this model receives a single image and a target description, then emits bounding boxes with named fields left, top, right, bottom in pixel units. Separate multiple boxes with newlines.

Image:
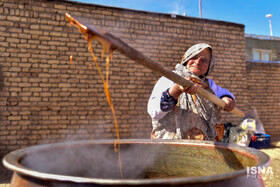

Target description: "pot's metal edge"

left=2, top=139, right=271, bottom=185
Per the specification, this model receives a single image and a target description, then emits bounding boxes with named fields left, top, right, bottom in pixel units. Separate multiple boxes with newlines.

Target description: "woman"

left=147, top=43, right=235, bottom=140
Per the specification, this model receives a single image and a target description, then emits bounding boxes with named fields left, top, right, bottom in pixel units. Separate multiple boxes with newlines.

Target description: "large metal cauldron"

left=3, top=139, right=269, bottom=187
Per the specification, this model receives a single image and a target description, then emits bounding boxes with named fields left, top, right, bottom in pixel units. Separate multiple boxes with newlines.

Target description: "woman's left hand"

left=222, top=97, right=235, bottom=112
left=183, top=76, right=208, bottom=95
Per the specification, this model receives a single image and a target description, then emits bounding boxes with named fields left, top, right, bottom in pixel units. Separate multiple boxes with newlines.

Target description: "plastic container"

left=249, top=133, right=271, bottom=149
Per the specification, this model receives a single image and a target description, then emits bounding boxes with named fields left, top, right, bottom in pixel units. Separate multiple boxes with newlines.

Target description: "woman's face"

left=186, top=48, right=211, bottom=76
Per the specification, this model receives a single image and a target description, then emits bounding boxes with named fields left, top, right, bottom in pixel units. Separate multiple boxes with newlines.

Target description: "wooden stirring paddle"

left=65, top=13, right=245, bottom=118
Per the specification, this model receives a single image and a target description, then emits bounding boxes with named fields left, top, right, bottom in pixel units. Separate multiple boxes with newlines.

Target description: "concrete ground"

left=0, top=141, right=279, bottom=187
left=261, top=141, right=280, bottom=187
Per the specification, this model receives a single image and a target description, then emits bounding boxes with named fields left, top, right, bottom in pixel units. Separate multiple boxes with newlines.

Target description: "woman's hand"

left=168, top=84, right=185, bottom=99
left=222, top=97, right=235, bottom=112
left=184, top=84, right=199, bottom=95
left=184, top=76, right=208, bottom=95
left=168, top=76, right=206, bottom=99
left=168, top=84, right=199, bottom=99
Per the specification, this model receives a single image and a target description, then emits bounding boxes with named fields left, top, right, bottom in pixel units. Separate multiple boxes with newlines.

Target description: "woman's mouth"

left=190, top=66, right=200, bottom=69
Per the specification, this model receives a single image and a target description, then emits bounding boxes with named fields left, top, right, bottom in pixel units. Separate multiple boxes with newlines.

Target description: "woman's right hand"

left=168, top=84, right=184, bottom=99
left=168, top=83, right=199, bottom=99
left=168, top=76, right=209, bottom=99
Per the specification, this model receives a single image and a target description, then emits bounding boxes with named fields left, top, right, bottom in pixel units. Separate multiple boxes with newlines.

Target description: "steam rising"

left=21, top=142, right=161, bottom=179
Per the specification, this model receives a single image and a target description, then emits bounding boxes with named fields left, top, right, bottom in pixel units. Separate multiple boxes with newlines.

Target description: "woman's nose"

left=195, top=57, right=203, bottom=64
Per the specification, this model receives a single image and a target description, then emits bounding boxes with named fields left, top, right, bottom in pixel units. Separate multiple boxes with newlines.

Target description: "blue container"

left=249, top=133, right=271, bottom=149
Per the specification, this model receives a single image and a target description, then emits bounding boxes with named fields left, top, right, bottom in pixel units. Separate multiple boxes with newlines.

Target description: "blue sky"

left=71, top=0, right=279, bottom=37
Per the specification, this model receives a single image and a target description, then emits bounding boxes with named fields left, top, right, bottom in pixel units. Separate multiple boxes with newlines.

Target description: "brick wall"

left=246, top=62, right=280, bottom=138
left=0, top=0, right=251, bottom=156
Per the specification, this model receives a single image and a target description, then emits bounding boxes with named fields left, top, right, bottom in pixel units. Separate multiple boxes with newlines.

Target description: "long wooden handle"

left=65, top=13, right=245, bottom=118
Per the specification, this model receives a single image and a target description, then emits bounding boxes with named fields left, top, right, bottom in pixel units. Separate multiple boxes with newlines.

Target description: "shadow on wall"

left=0, top=65, right=11, bottom=183
left=0, top=65, right=3, bottom=92
left=0, top=65, right=4, bottom=139
left=0, top=154, right=12, bottom=183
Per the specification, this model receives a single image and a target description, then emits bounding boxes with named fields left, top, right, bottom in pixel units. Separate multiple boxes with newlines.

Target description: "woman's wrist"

left=168, top=84, right=183, bottom=99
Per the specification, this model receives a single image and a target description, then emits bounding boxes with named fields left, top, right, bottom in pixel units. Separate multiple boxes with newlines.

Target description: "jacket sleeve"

left=208, top=78, right=235, bottom=100
left=147, top=77, right=176, bottom=120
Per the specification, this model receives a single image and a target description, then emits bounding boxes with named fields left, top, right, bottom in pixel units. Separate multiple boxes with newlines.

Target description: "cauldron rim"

left=2, top=139, right=270, bottom=185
